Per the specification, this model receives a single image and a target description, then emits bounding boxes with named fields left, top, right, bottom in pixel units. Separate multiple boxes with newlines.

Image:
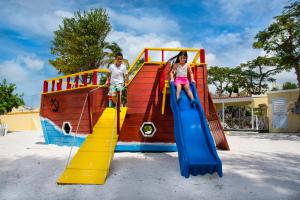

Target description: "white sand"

left=0, top=131, right=299, bottom=200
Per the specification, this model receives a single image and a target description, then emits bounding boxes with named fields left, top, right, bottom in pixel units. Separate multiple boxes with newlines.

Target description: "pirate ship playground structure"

left=40, top=48, right=229, bottom=184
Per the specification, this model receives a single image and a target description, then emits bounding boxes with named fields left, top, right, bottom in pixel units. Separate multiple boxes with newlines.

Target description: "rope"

left=64, top=87, right=99, bottom=168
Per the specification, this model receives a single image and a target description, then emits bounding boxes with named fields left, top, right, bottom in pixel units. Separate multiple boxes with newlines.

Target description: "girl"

left=169, top=50, right=196, bottom=105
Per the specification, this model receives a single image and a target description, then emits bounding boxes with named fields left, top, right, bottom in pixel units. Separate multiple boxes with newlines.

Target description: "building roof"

left=213, top=96, right=253, bottom=104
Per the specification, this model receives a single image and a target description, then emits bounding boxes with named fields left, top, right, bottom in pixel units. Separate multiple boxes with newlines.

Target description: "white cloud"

left=204, top=28, right=261, bottom=67
left=54, top=10, right=73, bottom=18
left=0, top=1, right=73, bottom=37
left=275, top=69, right=298, bottom=86
left=218, top=0, right=290, bottom=22
left=108, top=9, right=180, bottom=35
left=107, top=30, right=183, bottom=63
left=0, top=55, right=54, bottom=107
left=19, top=55, right=45, bottom=71
left=206, top=53, right=218, bottom=66
left=0, top=60, right=28, bottom=83
left=208, top=33, right=243, bottom=46
left=0, top=54, right=45, bottom=83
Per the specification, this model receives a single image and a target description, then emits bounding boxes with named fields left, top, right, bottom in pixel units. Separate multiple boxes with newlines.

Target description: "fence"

left=222, top=115, right=269, bottom=131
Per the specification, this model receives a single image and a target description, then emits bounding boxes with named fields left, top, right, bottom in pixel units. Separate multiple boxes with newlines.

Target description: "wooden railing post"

left=200, top=49, right=205, bottom=63
left=82, top=73, right=88, bottom=86
left=117, top=91, right=121, bottom=134
left=51, top=80, right=55, bottom=92
left=75, top=75, right=79, bottom=88
left=57, top=78, right=62, bottom=91
left=92, top=71, right=98, bottom=85
left=67, top=77, right=71, bottom=89
left=43, top=81, right=48, bottom=93
left=144, top=49, right=148, bottom=62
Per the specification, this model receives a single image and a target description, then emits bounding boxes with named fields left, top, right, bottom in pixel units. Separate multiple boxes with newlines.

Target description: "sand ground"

left=0, top=131, right=299, bottom=200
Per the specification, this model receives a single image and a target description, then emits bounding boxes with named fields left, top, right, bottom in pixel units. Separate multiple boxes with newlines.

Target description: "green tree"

left=128, top=58, right=144, bottom=79
left=239, top=56, right=282, bottom=95
left=101, top=42, right=130, bottom=68
left=282, top=82, right=298, bottom=90
left=224, top=67, right=245, bottom=97
left=49, top=8, right=124, bottom=74
left=0, top=79, right=24, bottom=115
left=208, top=66, right=232, bottom=97
left=253, top=2, right=300, bottom=103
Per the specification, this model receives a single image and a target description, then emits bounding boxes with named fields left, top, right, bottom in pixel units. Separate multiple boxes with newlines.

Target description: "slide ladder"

left=170, top=82, right=222, bottom=177
left=57, top=107, right=127, bottom=184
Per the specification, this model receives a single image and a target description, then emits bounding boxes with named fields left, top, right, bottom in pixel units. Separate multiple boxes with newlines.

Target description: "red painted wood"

left=67, top=77, right=71, bottom=89
left=75, top=75, right=79, bottom=88
left=51, top=80, right=55, bottom=92
left=207, top=93, right=230, bottom=150
left=159, top=65, right=166, bottom=93
left=200, top=49, right=205, bottom=63
left=120, top=63, right=174, bottom=142
left=43, top=81, right=48, bottom=93
left=40, top=87, right=108, bottom=134
left=120, top=60, right=221, bottom=145
left=57, top=79, right=62, bottom=91
left=92, top=71, right=97, bottom=85
left=144, top=49, right=148, bottom=62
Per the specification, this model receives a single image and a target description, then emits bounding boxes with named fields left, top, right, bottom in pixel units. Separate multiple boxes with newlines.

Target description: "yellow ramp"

left=57, top=107, right=127, bottom=185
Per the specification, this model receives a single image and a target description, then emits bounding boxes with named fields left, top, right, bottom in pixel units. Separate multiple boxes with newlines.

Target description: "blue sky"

left=0, top=0, right=297, bottom=107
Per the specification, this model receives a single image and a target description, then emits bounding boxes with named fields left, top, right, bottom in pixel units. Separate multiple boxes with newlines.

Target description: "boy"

left=106, top=52, right=128, bottom=106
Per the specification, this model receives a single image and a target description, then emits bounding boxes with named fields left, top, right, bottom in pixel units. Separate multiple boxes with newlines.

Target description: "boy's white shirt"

left=108, top=64, right=127, bottom=84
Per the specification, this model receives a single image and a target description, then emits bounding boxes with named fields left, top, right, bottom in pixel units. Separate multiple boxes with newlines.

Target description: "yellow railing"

left=161, top=80, right=169, bottom=115
left=127, top=47, right=206, bottom=86
left=43, top=48, right=206, bottom=94
left=128, top=47, right=205, bottom=73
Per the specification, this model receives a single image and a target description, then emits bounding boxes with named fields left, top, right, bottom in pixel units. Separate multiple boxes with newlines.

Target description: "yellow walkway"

left=57, top=107, right=127, bottom=185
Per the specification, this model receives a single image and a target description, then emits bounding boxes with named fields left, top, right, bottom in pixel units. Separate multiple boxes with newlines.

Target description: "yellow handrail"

left=126, top=48, right=206, bottom=86
left=146, top=47, right=200, bottom=52
left=127, top=49, right=145, bottom=74
left=43, top=69, right=109, bottom=94
left=43, top=47, right=206, bottom=94
left=161, top=80, right=169, bottom=115
left=46, top=69, right=109, bottom=82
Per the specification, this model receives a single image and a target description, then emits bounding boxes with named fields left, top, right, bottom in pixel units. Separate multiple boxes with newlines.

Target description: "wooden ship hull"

left=40, top=48, right=229, bottom=151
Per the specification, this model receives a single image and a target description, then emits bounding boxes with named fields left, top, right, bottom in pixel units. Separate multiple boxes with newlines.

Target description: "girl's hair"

left=167, top=50, right=188, bottom=64
left=175, top=50, right=188, bottom=63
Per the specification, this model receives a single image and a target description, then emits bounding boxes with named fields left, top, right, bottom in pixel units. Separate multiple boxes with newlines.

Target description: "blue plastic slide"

left=169, top=82, right=222, bottom=177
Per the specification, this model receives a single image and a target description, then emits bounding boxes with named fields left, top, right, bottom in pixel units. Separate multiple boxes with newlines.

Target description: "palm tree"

left=101, top=42, right=130, bottom=68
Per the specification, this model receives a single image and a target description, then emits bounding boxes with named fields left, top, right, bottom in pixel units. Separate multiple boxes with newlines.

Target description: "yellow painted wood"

left=57, top=107, right=128, bottom=185
left=57, top=169, right=107, bottom=185
left=46, top=69, right=109, bottom=82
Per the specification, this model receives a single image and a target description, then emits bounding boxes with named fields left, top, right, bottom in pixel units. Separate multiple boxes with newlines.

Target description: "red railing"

left=42, top=69, right=108, bottom=94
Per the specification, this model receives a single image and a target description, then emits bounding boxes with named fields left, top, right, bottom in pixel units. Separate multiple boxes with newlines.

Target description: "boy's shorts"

left=108, top=83, right=124, bottom=96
